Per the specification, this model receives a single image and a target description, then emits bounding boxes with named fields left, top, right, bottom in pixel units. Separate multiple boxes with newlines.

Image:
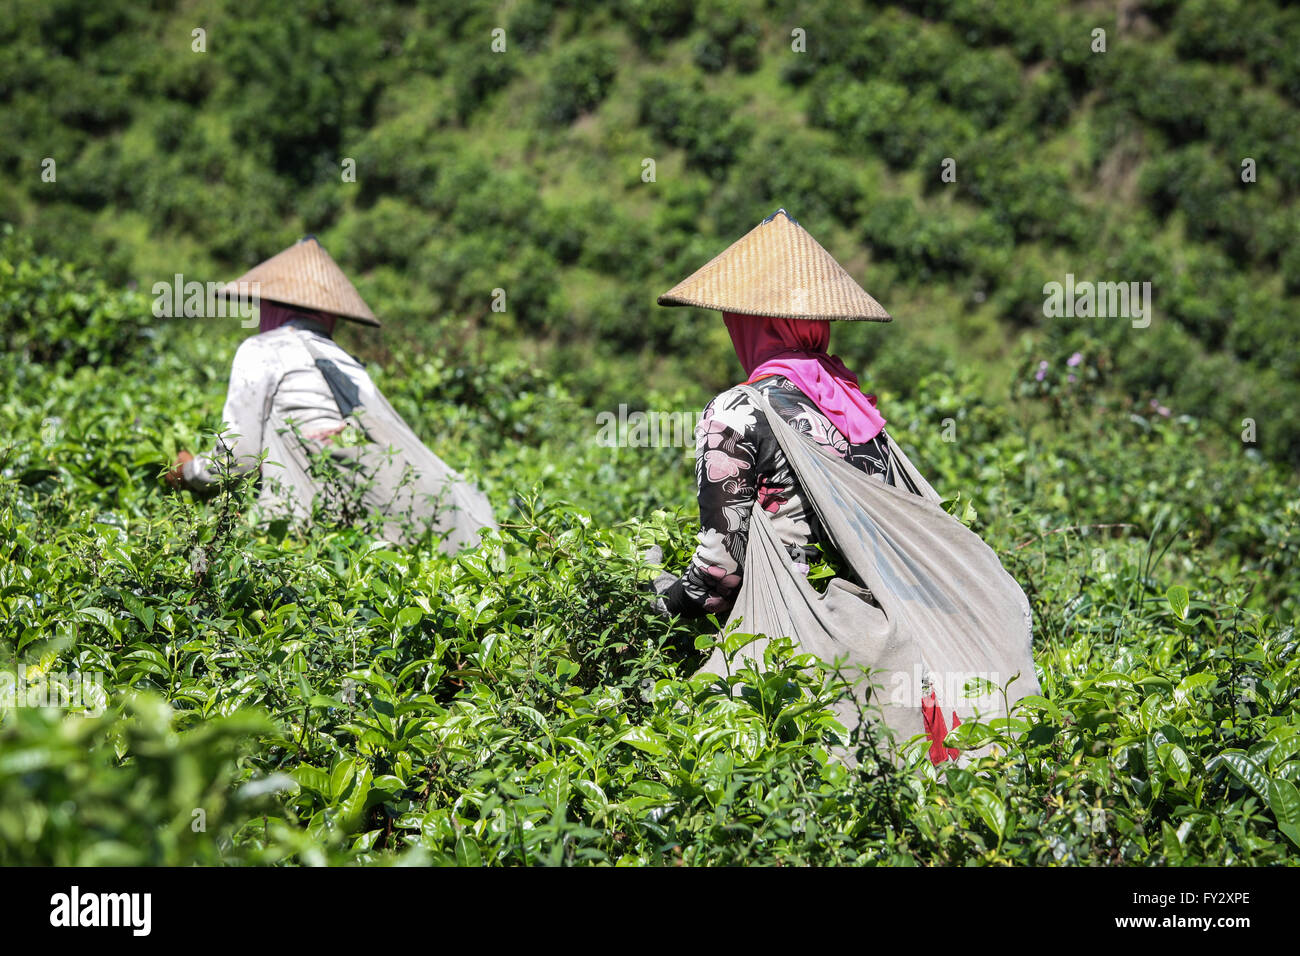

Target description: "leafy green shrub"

left=692, top=0, right=762, bottom=73
left=939, top=48, right=1024, bottom=127
left=1171, top=0, right=1274, bottom=64
left=1107, top=52, right=1228, bottom=145
left=638, top=76, right=753, bottom=179
left=906, top=0, right=1061, bottom=62
left=1281, top=239, right=1300, bottom=296
left=448, top=44, right=520, bottom=123
left=508, top=0, right=559, bottom=53
left=714, top=130, right=862, bottom=237
left=0, top=229, right=152, bottom=366
left=1203, top=87, right=1300, bottom=193
left=540, top=40, right=619, bottom=125
left=813, top=79, right=965, bottom=171
left=1267, top=10, right=1300, bottom=104
left=573, top=203, right=655, bottom=276
left=217, top=6, right=382, bottom=182
left=531, top=201, right=588, bottom=266
left=3, top=247, right=1297, bottom=866
left=331, top=198, right=437, bottom=272
left=620, top=0, right=695, bottom=50
left=353, top=123, right=456, bottom=211
left=0, top=698, right=275, bottom=865
left=955, top=132, right=1086, bottom=244
left=862, top=198, right=967, bottom=282
left=856, top=9, right=951, bottom=85
left=1137, top=144, right=1274, bottom=263
left=775, top=0, right=871, bottom=86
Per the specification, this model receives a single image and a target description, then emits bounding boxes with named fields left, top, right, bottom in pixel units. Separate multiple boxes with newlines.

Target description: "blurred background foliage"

left=2, top=0, right=1298, bottom=463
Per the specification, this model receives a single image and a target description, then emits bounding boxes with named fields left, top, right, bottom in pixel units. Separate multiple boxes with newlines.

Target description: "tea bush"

left=540, top=39, right=619, bottom=125
left=8, top=0, right=1299, bottom=466
left=0, top=229, right=152, bottom=366
left=1, top=242, right=1296, bottom=865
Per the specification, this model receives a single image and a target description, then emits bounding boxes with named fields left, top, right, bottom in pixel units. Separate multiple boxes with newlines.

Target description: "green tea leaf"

left=1166, top=585, right=1189, bottom=621
left=970, top=787, right=1007, bottom=845
left=1219, top=752, right=1270, bottom=802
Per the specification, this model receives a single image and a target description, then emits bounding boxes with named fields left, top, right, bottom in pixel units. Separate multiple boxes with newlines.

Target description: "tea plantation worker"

left=165, top=236, right=496, bottom=553
left=647, top=210, right=1041, bottom=765
left=649, top=209, right=917, bottom=619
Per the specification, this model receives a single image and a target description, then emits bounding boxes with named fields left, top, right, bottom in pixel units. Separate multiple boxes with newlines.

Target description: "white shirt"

left=183, top=320, right=374, bottom=489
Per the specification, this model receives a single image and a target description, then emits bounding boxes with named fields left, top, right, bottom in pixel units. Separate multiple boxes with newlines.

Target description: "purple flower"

left=1067, top=374, right=1077, bottom=384
left=1035, top=360, right=1048, bottom=382
left=1157, top=405, right=1171, bottom=417
left=1067, top=352, right=1083, bottom=367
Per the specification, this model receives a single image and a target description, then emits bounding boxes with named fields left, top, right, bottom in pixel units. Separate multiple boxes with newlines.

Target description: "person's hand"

left=165, top=450, right=194, bottom=489
left=641, top=547, right=679, bottom=618
left=650, top=571, right=677, bottom=595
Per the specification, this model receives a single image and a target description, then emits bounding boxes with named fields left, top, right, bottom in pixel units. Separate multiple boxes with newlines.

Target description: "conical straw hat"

left=219, top=236, right=379, bottom=326
left=657, top=209, right=889, bottom=321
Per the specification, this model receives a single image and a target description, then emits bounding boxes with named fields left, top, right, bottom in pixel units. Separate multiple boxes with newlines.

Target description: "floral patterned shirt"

left=661, top=375, right=914, bottom=618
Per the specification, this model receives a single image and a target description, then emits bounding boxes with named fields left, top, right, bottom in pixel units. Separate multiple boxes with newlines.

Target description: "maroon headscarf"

left=723, top=311, right=886, bottom=443
left=259, top=300, right=338, bottom=335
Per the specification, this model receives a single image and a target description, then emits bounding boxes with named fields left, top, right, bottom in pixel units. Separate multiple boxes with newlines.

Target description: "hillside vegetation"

left=4, top=0, right=1300, bottom=460
left=1, top=1, right=1298, bottom=865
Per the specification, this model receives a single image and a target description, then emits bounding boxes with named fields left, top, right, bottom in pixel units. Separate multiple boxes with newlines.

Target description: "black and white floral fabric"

left=661, top=375, right=911, bottom=618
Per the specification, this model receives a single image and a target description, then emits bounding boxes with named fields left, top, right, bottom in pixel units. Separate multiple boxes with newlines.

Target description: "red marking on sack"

left=922, top=691, right=961, bottom=765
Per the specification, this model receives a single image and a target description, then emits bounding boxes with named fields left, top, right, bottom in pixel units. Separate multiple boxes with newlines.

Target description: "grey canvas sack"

left=264, top=334, right=498, bottom=553
left=700, top=385, right=1040, bottom=758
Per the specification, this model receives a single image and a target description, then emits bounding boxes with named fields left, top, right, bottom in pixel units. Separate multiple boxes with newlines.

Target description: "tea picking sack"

left=699, top=385, right=1040, bottom=759
left=261, top=333, right=497, bottom=554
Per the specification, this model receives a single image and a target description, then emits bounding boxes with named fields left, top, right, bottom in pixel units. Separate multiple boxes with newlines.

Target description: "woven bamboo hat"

left=657, top=209, right=889, bottom=321
left=219, top=236, right=379, bottom=327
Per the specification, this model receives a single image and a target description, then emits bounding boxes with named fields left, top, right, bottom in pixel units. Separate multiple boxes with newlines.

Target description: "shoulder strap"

left=736, top=384, right=941, bottom=505
left=299, top=332, right=365, bottom=421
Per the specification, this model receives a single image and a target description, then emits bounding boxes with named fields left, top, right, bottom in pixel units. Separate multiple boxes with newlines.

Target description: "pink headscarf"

left=258, top=300, right=338, bottom=335
left=724, top=311, right=886, bottom=444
